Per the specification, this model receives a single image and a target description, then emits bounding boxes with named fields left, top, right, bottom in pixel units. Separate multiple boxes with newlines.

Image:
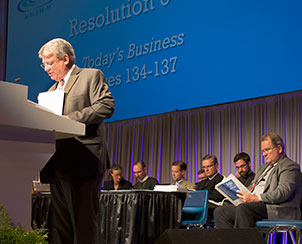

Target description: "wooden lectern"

left=0, top=81, right=85, bottom=230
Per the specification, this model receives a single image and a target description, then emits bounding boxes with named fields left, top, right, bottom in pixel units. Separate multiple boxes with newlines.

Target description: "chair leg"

left=272, top=231, right=276, bottom=244
left=296, top=233, right=301, bottom=244
left=265, top=226, right=276, bottom=244
left=291, top=226, right=302, bottom=244
left=282, top=231, right=286, bottom=244
left=264, top=225, right=302, bottom=244
left=296, top=230, right=302, bottom=244
left=289, top=230, right=296, bottom=244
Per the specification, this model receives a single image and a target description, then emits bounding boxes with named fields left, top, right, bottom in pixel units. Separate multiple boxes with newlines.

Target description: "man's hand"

left=62, top=115, right=70, bottom=119
left=237, top=191, right=259, bottom=203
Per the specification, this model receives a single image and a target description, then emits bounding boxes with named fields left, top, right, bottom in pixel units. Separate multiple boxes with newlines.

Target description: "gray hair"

left=38, top=38, right=75, bottom=67
left=261, top=133, right=285, bottom=151
left=202, top=154, right=218, bottom=165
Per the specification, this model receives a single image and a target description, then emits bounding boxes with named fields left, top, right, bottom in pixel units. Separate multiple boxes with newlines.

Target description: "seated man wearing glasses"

left=197, top=154, right=225, bottom=222
left=214, top=133, right=302, bottom=228
left=133, top=161, right=159, bottom=190
left=197, top=154, right=224, bottom=201
left=233, top=152, right=255, bottom=187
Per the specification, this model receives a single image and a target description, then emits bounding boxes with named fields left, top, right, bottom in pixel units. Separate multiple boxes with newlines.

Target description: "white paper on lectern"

left=38, top=90, right=65, bottom=115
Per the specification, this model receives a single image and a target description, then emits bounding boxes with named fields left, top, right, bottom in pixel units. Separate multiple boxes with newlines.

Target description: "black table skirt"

left=32, top=193, right=52, bottom=230
left=32, top=190, right=186, bottom=244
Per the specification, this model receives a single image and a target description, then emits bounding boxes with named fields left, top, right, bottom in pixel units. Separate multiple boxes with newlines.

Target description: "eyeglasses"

left=236, top=164, right=248, bottom=170
left=40, top=58, right=60, bottom=70
left=261, top=147, right=276, bottom=154
left=40, top=63, right=53, bottom=70
left=202, top=164, right=215, bottom=170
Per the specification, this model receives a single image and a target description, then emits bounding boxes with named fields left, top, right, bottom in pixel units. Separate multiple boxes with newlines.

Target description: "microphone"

left=13, top=77, right=21, bottom=83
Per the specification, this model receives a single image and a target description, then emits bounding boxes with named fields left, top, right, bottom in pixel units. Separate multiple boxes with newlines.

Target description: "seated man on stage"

left=171, top=161, right=196, bottom=190
left=197, top=154, right=224, bottom=202
left=214, top=133, right=302, bottom=228
left=195, top=169, right=207, bottom=185
left=233, top=152, right=255, bottom=187
left=197, top=154, right=225, bottom=221
left=133, top=161, right=159, bottom=190
left=103, top=164, right=132, bottom=190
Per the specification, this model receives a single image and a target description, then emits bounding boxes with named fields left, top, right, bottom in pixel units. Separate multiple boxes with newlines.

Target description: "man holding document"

left=38, top=38, right=115, bottom=243
left=214, top=133, right=301, bottom=228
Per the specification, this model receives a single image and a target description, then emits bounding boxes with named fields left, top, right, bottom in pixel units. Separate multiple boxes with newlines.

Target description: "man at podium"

left=38, top=38, right=115, bottom=244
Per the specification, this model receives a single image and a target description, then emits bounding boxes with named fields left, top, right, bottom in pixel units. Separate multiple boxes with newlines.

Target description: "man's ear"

left=63, top=54, right=70, bottom=66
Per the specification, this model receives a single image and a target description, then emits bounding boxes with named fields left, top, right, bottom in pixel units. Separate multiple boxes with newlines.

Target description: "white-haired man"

left=39, top=38, right=114, bottom=244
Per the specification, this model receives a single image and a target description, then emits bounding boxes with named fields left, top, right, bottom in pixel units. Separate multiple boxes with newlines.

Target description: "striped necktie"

left=58, top=79, right=65, bottom=90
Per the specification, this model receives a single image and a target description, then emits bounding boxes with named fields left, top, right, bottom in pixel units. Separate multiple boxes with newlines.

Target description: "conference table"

left=32, top=190, right=186, bottom=244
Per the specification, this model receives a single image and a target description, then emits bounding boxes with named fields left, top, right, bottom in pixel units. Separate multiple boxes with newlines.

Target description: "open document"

left=215, top=174, right=250, bottom=206
left=38, top=90, right=65, bottom=115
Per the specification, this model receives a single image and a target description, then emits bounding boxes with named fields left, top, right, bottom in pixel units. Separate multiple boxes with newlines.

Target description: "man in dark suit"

left=197, top=154, right=224, bottom=221
left=197, top=154, right=224, bottom=202
left=233, top=152, right=255, bottom=187
left=195, top=169, right=207, bottom=186
left=38, top=38, right=114, bottom=244
left=214, top=133, right=302, bottom=228
left=133, top=161, right=158, bottom=190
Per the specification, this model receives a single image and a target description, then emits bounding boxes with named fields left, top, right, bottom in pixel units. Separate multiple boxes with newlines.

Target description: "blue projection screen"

left=6, top=0, right=302, bottom=122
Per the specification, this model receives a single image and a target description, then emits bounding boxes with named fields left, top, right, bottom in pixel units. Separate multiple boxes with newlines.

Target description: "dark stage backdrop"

left=5, top=0, right=302, bottom=122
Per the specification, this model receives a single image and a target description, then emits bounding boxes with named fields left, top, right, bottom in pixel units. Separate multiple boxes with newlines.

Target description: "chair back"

left=184, top=190, right=208, bottom=208
left=181, top=190, right=209, bottom=227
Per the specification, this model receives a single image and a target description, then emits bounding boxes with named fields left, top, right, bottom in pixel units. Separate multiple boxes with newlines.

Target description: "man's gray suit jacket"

left=254, top=155, right=301, bottom=219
